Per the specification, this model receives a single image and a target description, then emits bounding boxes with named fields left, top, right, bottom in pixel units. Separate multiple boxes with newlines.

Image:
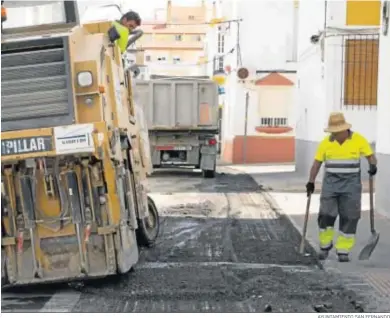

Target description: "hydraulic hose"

left=29, top=158, right=70, bottom=224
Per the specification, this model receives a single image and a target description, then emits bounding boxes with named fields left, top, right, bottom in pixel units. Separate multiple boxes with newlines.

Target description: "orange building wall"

left=227, top=136, right=295, bottom=164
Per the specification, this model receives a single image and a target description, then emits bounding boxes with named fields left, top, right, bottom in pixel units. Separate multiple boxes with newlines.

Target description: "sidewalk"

left=225, top=164, right=390, bottom=312
left=227, top=163, right=374, bottom=193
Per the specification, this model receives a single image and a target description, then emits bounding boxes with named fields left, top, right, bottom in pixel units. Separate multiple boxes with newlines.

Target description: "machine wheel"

left=136, top=196, right=160, bottom=247
left=202, top=168, right=216, bottom=179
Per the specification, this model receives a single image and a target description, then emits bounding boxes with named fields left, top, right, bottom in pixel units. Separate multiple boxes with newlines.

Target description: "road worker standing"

left=306, top=112, right=377, bottom=262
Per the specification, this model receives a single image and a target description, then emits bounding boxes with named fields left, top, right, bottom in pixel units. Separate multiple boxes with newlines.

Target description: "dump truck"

left=134, top=76, right=219, bottom=178
left=1, top=0, right=159, bottom=287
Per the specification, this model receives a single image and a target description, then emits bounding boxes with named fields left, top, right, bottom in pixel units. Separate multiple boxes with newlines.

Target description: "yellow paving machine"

left=1, top=0, right=159, bottom=287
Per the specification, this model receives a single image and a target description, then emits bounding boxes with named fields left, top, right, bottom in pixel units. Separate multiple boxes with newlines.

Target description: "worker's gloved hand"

left=306, top=182, right=315, bottom=197
left=368, top=164, right=377, bottom=176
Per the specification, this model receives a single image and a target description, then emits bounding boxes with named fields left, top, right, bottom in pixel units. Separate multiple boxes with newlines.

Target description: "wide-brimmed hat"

left=324, top=112, right=352, bottom=133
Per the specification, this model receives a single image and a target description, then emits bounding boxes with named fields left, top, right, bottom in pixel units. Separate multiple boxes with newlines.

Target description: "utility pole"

left=242, top=91, right=249, bottom=164
left=237, top=66, right=249, bottom=164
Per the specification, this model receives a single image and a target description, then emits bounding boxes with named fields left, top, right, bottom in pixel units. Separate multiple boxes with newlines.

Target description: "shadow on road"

left=149, top=170, right=265, bottom=194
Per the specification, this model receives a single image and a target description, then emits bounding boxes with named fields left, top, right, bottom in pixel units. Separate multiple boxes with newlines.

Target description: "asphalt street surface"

left=1, top=168, right=365, bottom=313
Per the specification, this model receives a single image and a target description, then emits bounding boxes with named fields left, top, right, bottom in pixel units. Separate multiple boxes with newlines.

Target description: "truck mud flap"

left=200, top=146, right=217, bottom=171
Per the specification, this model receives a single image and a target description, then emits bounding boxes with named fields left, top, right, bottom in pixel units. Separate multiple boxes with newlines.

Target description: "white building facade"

left=295, top=0, right=389, bottom=217
left=214, top=0, right=299, bottom=164
left=376, top=1, right=390, bottom=218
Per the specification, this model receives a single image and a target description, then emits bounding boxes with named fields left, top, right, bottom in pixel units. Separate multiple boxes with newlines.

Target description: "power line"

left=145, top=18, right=243, bottom=27
left=130, top=45, right=236, bottom=68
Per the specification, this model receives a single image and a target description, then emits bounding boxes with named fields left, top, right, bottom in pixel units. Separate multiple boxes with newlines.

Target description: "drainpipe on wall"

left=292, top=0, right=299, bottom=62
left=321, top=0, right=328, bottom=62
left=167, top=0, right=172, bottom=24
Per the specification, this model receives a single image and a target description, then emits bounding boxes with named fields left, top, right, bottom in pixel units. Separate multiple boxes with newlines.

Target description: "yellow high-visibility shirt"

left=112, top=21, right=130, bottom=53
left=315, top=131, right=373, bottom=162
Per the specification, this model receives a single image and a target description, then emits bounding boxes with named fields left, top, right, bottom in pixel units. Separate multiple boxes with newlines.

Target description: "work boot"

left=318, top=243, right=333, bottom=260
left=337, top=254, right=350, bottom=262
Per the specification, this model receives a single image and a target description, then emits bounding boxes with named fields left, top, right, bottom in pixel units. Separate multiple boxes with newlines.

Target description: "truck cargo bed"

left=134, top=79, right=219, bottom=131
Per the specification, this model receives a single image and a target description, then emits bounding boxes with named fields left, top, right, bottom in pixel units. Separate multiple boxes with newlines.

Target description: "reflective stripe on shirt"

left=324, top=159, right=360, bottom=174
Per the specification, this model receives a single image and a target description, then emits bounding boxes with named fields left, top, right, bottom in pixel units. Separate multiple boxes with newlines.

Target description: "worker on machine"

left=306, top=112, right=377, bottom=262
left=108, top=10, right=142, bottom=53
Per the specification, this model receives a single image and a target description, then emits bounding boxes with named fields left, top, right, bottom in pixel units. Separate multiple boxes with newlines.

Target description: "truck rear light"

left=208, top=138, right=217, bottom=146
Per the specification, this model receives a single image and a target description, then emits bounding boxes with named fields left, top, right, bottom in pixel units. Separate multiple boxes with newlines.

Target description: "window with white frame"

left=216, top=26, right=225, bottom=72
left=145, top=55, right=151, bottom=62
left=217, top=27, right=225, bottom=53
left=260, top=117, right=288, bottom=127
left=157, top=56, right=167, bottom=61
left=174, top=34, right=183, bottom=41
left=173, top=56, right=181, bottom=64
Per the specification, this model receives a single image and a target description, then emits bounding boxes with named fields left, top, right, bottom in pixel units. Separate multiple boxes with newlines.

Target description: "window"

left=145, top=55, right=151, bottom=62
left=188, top=15, right=195, bottom=20
left=174, top=34, right=183, bottom=41
left=274, top=118, right=288, bottom=126
left=173, top=57, right=181, bottom=64
left=192, top=35, right=202, bottom=42
left=3, top=1, right=68, bottom=30
left=343, top=36, right=379, bottom=107
left=157, top=57, right=166, bottom=61
left=217, top=29, right=225, bottom=53
left=216, top=26, right=225, bottom=72
left=218, top=57, right=224, bottom=71
left=260, top=117, right=288, bottom=127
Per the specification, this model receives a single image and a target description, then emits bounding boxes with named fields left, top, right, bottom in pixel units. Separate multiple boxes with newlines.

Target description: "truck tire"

left=202, top=168, right=216, bottom=179
left=136, top=196, right=160, bottom=247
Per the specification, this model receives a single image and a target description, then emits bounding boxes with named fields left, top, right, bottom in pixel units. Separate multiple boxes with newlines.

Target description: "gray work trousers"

left=318, top=191, right=361, bottom=253
left=318, top=191, right=361, bottom=230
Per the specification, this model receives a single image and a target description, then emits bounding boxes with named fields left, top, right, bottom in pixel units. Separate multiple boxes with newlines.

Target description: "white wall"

left=295, top=0, right=327, bottom=142
left=376, top=15, right=390, bottom=217
left=221, top=0, right=298, bottom=146
left=220, top=0, right=238, bottom=144
left=376, top=30, right=390, bottom=155
left=258, top=86, right=293, bottom=118
left=296, top=0, right=379, bottom=145
left=236, top=0, right=297, bottom=71
left=230, top=85, right=258, bottom=137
